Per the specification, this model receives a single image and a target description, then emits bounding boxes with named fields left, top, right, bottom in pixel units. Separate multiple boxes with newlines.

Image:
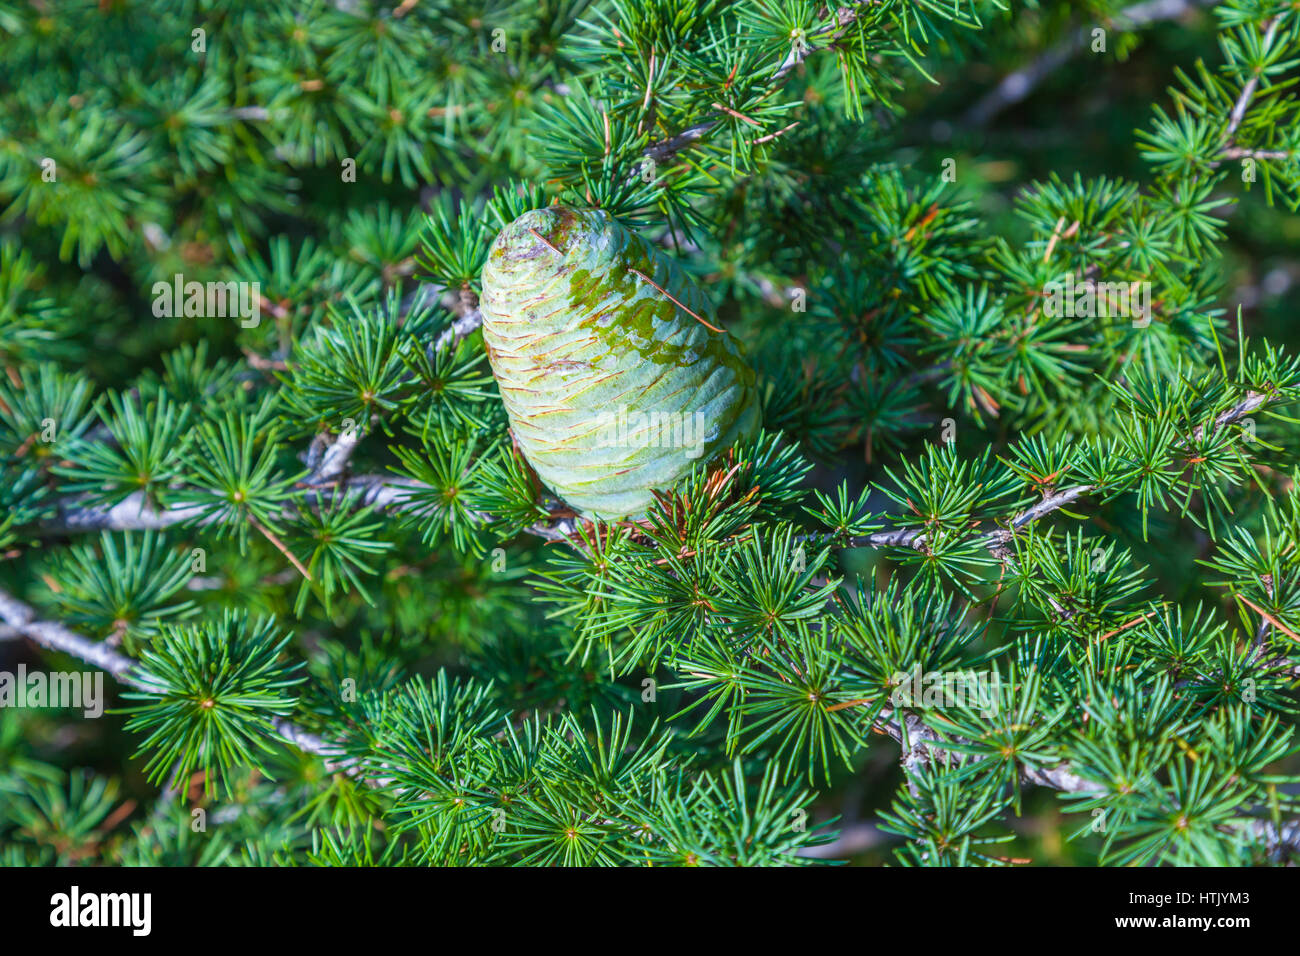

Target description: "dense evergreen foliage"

left=2, top=0, right=1300, bottom=866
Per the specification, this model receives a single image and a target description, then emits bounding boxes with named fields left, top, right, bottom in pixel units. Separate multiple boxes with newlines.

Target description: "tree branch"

left=0, top=587, right=153, bottom=685
left=0, top=586, right=344, bottom=763
left=963, top=0, right=1216, bottom=128
left=873, top=703, right=1300, bottom=857
left=642, top=1, right=876, bottom=167
left=812, top=388, right=1270, bottom=553
left=1223, top=16, right=1283, bottom=144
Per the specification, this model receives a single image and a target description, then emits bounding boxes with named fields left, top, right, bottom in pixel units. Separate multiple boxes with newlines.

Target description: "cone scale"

left=479, top=206, right=760, bottom=519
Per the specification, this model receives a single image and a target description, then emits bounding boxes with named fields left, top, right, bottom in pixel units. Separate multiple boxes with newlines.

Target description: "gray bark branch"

left=0, top=586, right=346, bottom=769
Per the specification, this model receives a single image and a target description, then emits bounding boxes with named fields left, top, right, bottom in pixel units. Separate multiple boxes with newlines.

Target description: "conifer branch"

left=6, top=0, right=1300, bottom=869
left=0, top=586, right=343, bottom=762
left=642, top=0, right=881, bottom=167
left=1222, top=15, right=1283, bottom=144
left=0, top=587, right=147, bottom=685
left=877, top=700, right=1300, bottom=857
left=812, top=388, right=1271, bottom=554
left=963, top=0, right=1217, bottom=127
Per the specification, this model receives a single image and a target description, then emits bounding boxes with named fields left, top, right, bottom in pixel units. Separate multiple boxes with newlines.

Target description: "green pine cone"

left=480, top=205, right=760, bottom=519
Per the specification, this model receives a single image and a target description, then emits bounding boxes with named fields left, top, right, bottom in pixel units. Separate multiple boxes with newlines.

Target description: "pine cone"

left=480, top=205, right=760, bottom=519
